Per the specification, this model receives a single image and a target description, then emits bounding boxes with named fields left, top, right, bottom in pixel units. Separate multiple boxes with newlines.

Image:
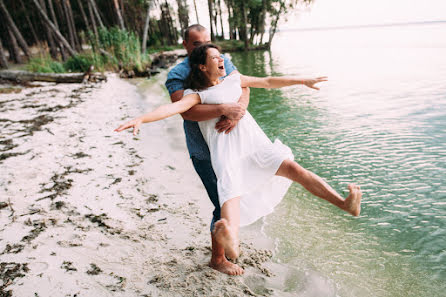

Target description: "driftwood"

left=0, top=67, right=106, bottom=84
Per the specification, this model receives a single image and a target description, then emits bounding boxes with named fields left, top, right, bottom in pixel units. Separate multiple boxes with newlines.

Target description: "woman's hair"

left=185, top=43, right=221, bottom=91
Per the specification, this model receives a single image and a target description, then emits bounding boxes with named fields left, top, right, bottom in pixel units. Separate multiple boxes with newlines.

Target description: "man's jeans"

left=191, top=157, right=221, bottom=232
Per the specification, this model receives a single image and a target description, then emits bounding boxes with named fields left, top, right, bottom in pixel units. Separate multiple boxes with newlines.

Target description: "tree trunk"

left=159, top=1, right=177, bottom=46
left=76, top=0, right=90, bottom=31
left=259, top=0, right=266, bottom=45
left=87, top=0, right=99, bottom=40
left=217, top=0, right=224, bottom=38
left=226, top=2, right=235, bottom=40
left=89, top=0, right=105, bottom=29
left=268, top=5, right=284, bottom=49
left=176, top=0, right=189, bottom=39
left=213, top=1, right=219, bottom=38
left=48, top=0, right=60, bottom=28
left=0, top=0, right=30, bottom=57
left=48, top=0, right=67, bottom=59
left=249, top=24, right=255, bottom=45
left=141, top=1, right=153, bottom=54
left=19, top=0, right=39, bottom=47
left=207, top=0, right=215, bottom=41
left=31, top=0, right=77, bottom=57
left=65, top=0, right=81, bottom=51
left=0, top=38, right=8, bottom=69
left=53, top=0, right=67, bottom=36
left=77, top=0, right=96, bottom=53
left=7, top=27, right=23, bottom=64
left=40, top=0, right=59, bottom=59
left=119, top=0, right=126, bottom=26
left=167, top=3, right=178, bottom=45
left=60, top=0, right=75, bottom=50
left=193, top=0, right=199, bottom=23
left=0, top=70, right=107, bottom=83
left=113, top=0, right=125, bottom=30
left=240, top=1, right=249, bottom=50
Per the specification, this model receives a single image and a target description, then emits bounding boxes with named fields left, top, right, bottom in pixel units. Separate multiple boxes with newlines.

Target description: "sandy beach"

left=0, top=71, right=282, bottom=297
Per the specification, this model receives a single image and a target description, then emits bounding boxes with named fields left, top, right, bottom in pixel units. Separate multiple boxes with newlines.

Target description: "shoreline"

left=0, top=70, right=282, bottom=296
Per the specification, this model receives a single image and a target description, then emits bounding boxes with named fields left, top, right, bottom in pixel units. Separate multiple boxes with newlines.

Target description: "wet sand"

left=0, top=72, right=279, bottom=296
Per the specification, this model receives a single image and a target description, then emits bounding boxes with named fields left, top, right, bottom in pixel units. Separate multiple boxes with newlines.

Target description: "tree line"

left=207, top=0, right=312, bottom=50
left=0, top=0, right=313, bottom=70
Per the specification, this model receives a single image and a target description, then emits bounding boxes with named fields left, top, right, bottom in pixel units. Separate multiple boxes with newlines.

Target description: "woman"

left=115, top=44, right=362, bottom=274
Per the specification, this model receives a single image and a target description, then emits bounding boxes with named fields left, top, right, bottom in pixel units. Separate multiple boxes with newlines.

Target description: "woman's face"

left=202, top=48, right=226, bottom=79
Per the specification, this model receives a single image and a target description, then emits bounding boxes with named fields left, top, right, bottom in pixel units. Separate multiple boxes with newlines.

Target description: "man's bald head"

left=183, top=24, right=211, bottom=56
left=184, top=24, right=207, bottom=42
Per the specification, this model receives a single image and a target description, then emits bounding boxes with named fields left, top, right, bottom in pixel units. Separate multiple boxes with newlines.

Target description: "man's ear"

left=182, top=40, right=187, bottom=48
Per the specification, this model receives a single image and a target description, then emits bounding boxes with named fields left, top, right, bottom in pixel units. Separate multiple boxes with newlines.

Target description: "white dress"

left=184, top=73, right=294, bottom=226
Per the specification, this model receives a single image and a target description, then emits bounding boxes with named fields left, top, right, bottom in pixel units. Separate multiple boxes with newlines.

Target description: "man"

left=165, top=24, right=248, bottom=276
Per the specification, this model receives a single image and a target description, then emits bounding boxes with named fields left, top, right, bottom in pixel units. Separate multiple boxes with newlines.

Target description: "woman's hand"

left=114, top=118, right=143, bottom=136
left=303, top=77, right=328, bottom=90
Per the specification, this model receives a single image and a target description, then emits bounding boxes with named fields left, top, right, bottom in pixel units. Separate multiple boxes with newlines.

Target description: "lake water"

left=229, top=23, right=446, bottom=296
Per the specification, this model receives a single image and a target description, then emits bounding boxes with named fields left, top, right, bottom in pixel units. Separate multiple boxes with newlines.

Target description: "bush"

left=91, top=27, right=151, bottom=73
left=27, top=56, right=65, bottom=73
left=215, top=40, right=245, bottom=52
left=64, top=54, right=96, bottom=72
left=145, top=45, right=182, bottom=54
left=26, top=27, right=153, bottom=75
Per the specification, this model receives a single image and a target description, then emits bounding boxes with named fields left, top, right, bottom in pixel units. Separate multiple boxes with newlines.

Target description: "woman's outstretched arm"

left=114, top=93, right=201, bottom=135
left=240, top=75, right=327, bottom=90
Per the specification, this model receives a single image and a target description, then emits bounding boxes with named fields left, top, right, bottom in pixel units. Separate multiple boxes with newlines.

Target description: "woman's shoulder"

left=226, top=71, right=241, bottom=78
left=183, top=88, right=200, bottom=96
left=224, top=72, right=241, bottom=84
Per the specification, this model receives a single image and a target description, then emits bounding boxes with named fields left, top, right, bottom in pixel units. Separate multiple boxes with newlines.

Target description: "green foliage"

left=145, top=45, right=183, bottom=54
left=91, top=27, right=150, bottom=73
left=25, top=27, right=152, bottom=74
left=26, top=56, right=65, bottom=73
left=64, top=54, right=96, bottom=72
left=215, top=40, right=245, bottom=52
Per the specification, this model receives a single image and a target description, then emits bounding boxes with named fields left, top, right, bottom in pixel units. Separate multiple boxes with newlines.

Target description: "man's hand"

left=220, top=103, right=245, bottom=121
left=215, top=116, right=239, bottom=134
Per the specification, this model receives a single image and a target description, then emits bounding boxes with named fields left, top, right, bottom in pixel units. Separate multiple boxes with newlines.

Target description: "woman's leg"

left=213, top=197, right=242, bottom=261
left=191, top=158, right=242, bottom=275
left=276, top=159, right=362, bottom=216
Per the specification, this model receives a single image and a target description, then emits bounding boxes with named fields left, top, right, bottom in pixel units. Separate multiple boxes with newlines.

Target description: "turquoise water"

left=230, top=23, right=446, bottom=296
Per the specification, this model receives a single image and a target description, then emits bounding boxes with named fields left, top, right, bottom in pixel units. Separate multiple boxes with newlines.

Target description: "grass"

left=22, top=28, right=267, bottom=75
left=145, top=45, right=183, bottom=54
left=26, top=27, right=152, bottom=74
left=26, top=55, right=65, bottom=73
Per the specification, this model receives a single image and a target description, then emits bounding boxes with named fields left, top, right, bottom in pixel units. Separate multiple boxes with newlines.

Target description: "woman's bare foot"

left=344, top=184, right=362, bottom=216
left=213, top=219, right=240, bottom=260
left=209, top=258, right=244, bottom=276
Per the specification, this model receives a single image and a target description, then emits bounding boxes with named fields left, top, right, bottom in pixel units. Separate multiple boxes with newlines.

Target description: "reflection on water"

left=230, top=23, right=446, bottom=296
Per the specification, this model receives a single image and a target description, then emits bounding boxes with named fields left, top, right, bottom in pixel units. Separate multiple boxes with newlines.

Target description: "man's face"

left=183, top=29, right=211, bottom=56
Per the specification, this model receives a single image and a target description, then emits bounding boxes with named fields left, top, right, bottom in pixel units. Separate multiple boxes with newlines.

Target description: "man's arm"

left=170, top=89, right=245, bottom=122
left=215, top=86, right=250, bottom=133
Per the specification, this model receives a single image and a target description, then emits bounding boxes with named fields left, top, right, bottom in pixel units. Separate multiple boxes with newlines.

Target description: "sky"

left=187, top=0, right=446, bottom=31
left=286, top=0, right=446, bottom=29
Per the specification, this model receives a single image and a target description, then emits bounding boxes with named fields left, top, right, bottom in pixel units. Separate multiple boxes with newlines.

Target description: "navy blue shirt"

left=165, top=56, right=237, bottom=160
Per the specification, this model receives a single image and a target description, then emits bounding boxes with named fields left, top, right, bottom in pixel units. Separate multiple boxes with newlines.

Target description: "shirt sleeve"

left=165, top=64, right=187, bottom=95
left=165, top=78, right=184, bottom=96
left=223, top=55, right=237, bottom=75
left=184, top=89, right=205, bottom=104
